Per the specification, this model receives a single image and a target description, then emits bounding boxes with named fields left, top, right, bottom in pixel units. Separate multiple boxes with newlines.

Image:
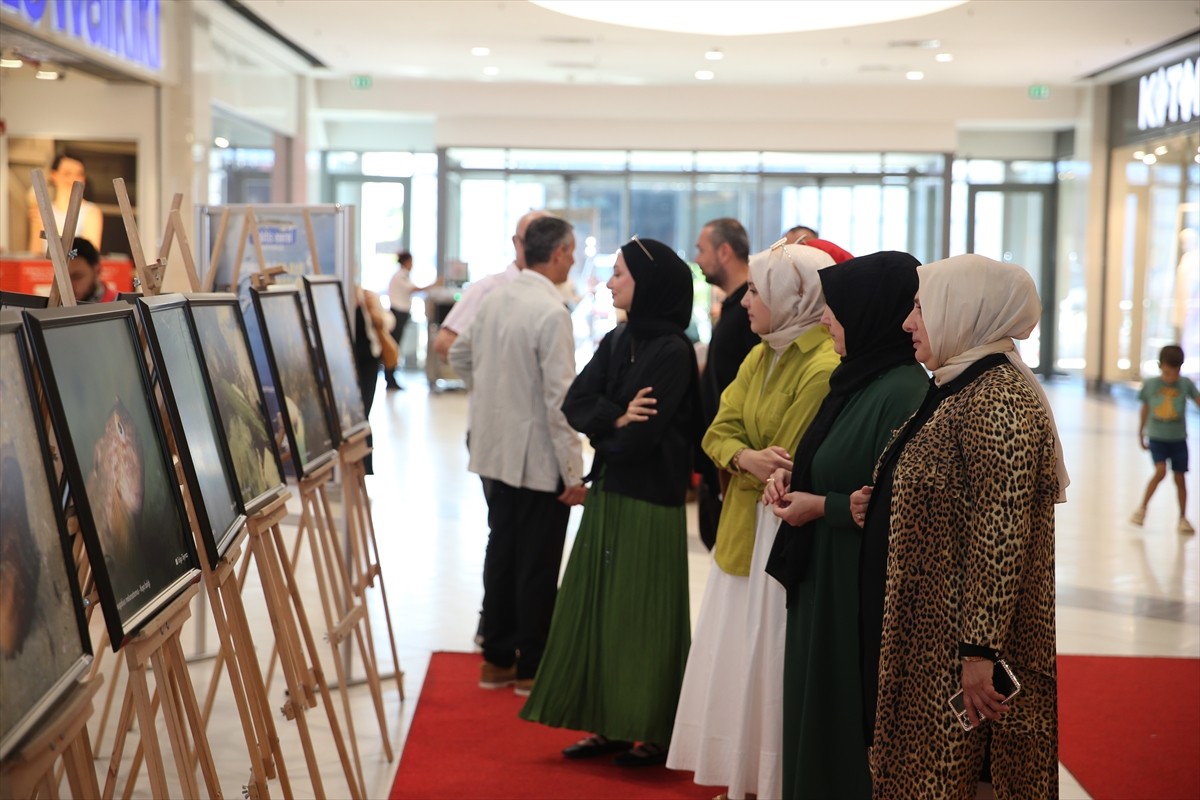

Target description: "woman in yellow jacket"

left=667, top=239, right=844, bottom=799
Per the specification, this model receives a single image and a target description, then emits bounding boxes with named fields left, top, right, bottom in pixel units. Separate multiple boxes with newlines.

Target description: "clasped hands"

left=748, top=451, right=822, bottom=527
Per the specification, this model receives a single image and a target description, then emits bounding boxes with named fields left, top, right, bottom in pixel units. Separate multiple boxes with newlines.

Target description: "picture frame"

left=23, top=303, right=201, bottom=652
left=250, top=287, right=337, bottom=479
left=187, top=294, right=286, bottom=516
left=0, top=312, right=93, bottom=760
left=302, top=276, right=369, bottom=442
left=0, top=291, right=50, bottom=310
left=136, top=294, right=246, bottom=566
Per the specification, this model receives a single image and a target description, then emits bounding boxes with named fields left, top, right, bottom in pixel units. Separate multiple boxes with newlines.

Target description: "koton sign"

left=1, top=0, right=161, bottom=73
left=1138, top=58, right=1199, bottom=131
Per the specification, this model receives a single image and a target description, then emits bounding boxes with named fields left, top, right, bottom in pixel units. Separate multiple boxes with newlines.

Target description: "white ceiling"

left=240, top=0, right=1199, bottom=88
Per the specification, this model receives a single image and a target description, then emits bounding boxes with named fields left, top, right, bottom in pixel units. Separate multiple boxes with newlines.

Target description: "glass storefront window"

left=629, top=151, right=693, bottom=171
left=695, top=152, right=760, bottom=172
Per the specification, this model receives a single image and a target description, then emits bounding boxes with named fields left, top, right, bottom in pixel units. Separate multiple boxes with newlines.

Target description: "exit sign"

left=1028, top=84, right=1051, bottom=100
left=351, top=74, right=373, bottom=90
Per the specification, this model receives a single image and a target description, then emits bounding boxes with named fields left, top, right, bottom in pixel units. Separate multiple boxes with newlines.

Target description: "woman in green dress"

left=763, top=251, right=929, bottom=798
left=519, top=236, right=699, bottom=766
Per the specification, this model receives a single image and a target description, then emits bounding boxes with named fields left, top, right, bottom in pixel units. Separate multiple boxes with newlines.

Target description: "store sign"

left=0, top=0, right=162, bottom=72
left=1137, top=58, right=1198, bottom=131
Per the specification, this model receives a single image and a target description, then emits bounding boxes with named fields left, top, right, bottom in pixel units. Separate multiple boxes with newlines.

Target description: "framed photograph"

left=187, top=294, right=286, bottom=515
left=250, top=287, right=336, bottom=478
left=0, top=313, right=93, bottom=759
left=24, top=304, right=201, bottom=652
left=137, top=295, right=246, bottom=566
left=303, top=276, right=368, bottom=442
left=0, top=291, right=50, bottom=310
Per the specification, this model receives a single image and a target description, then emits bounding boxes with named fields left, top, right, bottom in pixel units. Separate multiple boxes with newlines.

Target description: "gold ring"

left=767, top=477, right=774, bottom=482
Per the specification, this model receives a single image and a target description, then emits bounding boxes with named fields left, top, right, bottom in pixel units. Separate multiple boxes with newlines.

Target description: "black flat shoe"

left=562, top=735, right=632, bottom=759
left=613, top=743, right=668, bottom=767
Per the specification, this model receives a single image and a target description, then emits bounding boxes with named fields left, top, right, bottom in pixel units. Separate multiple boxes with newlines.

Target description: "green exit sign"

left=351, top=74, right=373, bottom=90
left=1028, top=84, right=1051, bottom=100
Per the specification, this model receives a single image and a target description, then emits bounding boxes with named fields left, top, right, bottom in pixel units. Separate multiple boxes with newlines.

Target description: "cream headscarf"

left=747, top=243, right=834, bottom=352
left=916, top=253, right=1069, bottom=502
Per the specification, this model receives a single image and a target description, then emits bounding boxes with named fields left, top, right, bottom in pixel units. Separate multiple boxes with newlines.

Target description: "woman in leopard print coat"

left=853, top=254, right=1069, bottom=799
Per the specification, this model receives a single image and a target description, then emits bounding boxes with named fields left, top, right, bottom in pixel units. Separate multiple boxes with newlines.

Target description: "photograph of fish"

left=303, top=277, right=368, bottom=442
left=0, top=321, right=91, bottom=760
left=139, top=297, right=244, bottom=564
left=252, top=288, right=336, bottom=477
left=189, top=296, right=285, bottom=514
left=25, top=305, right=200, bottom=649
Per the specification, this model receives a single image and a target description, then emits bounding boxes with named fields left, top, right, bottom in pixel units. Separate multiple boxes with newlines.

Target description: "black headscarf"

left=619, top=238, right=694, bottom=340
left=765, top=250, right=921, bottom=598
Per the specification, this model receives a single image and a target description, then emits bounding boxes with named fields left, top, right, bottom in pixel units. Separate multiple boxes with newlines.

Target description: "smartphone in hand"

left=948, top=658, right=1021, bottom=732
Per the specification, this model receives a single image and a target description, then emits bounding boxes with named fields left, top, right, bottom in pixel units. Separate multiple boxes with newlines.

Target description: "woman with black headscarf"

left=762, top=251, right=929, bottom=798
left=520, top=236, right=699, bottom=766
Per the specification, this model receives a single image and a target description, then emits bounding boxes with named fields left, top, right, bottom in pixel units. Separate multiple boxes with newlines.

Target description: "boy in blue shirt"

left=1131, top=345, right=1200, bottom=533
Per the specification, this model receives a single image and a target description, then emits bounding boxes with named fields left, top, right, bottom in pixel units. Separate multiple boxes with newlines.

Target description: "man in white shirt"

left=449, top=215, right=586, bottom=695
left=385, top=250, right=437, bottom=390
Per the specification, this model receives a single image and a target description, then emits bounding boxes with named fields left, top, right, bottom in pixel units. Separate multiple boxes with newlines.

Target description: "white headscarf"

left=747, top=243, right=834, bottom=352
left=916, top=254, right=1069, bottom=502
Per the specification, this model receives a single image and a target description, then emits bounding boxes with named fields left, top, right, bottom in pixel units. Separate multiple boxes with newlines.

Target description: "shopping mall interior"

left=0, top=1, right=1198, bottom=798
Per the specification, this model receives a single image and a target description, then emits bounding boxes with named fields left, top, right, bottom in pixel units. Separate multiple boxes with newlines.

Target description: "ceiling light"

left=1142, top=154, right=1157, bottom=165
left=1154, top=145, right=1168, bottom=156
left=0, top=57, right=22, bottom=68
left=705, top=49, right=723, bottom=61
left=906, top=71, right=925, bottom=81
left=695, top=69, right=715, bottom=81
left=35, top=69, right=60, bottom=80
left=214, top=136, right=230, bottom=148
left=935, top=53, right=953, bottom=63
left=482, top=66, right=500, bottom=76
left=1133, top=150, right=1145, bottom=159
left=530, top=0, right=966, bottom=36
left=471, top=46, right=490, bottom=56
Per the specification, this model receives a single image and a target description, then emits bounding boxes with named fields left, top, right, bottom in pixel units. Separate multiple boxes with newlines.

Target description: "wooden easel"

left=29, top=168, right=79, bottom=308
left=0, top=677, right=104, bottom=800
left=100, top=583, right=223, bottom=800
left=242, top=492, right=364, bottom=800
left=202, top=206, right=267, bottom=293
left=338, top=429, right=405, bottom=700
left=290, top=458, right=394, bottom=795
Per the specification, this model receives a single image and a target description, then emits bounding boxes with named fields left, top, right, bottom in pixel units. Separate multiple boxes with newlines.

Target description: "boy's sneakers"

left=1180, top=519, right=1196, bottom=535
left=1130, top=508, right=1145, bottom=526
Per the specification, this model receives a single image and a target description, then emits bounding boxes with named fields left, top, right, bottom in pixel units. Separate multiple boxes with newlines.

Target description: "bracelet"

left=730, top=448, right=747, bottom=473
left=961, top=656, right=988, bottom=662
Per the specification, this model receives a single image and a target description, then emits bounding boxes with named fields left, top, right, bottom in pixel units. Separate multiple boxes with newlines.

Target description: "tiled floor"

left=95, top=369, right=1198, bottom=799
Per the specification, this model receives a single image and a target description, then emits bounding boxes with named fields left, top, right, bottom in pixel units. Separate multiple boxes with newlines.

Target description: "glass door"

left=967, top=185, right=1057, bottom=373
left=332, top=177, right=412, bottom=294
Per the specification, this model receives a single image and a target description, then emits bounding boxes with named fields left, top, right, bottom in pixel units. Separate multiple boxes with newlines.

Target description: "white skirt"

left=667, top=504, right=786, bottom=799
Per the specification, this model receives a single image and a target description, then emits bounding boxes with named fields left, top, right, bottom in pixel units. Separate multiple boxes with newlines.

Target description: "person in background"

left=385, top=250, right=439, bottom=390
left=694, top=217, right=761, bottom=551
left=521, top=235, right=698, bottom=768
left=353, top=287, right=396, bottom=474
left=1130, top=344, right=1199, bottom=534
left=668, top=241, right=841, bottom=799
left=782, top=225, right=818, bottom=245
left=68, top=238, right=118, bottom=303
left=851, top=254, right=1068, bottom=798
left=29, top=154, right=104, bottom=253
left=448, top=215, right=586, bottom=696
left=762, top=251, right=928, bottom=799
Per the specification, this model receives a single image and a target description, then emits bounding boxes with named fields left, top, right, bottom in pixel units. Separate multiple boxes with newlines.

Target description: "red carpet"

left=1057, top=654, right=1200, bottom=800
left=389, top=651, right=706, bottom=799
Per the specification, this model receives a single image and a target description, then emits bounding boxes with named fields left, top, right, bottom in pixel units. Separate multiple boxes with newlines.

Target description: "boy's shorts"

left=1148, top=439, right=1189, bottom=473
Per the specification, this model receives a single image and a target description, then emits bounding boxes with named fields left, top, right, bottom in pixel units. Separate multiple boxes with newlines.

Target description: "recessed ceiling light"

left=1154, top=146, right=1168, bottom=155
left=471, top=46, right=490, bottom=57
left=906, top=71, right=925, bottom=81
left=1133, top=150, right=1145, bottom=159
left=935, top=53, right=953, bottom=63
left=214, top=136, right=230, bottom=148
left=1142, top=154, right=1157, bottom=165
left=0, top=57, right=22, bottom=68
left=483, top=66, right=500, bottom=76
left=35, top=69, right=59, bottom=80
left=530, top=0, right=967, bottom=36
left=705, top=49, right=723, bottom=61
left=695, top=69, right=715, bottom=81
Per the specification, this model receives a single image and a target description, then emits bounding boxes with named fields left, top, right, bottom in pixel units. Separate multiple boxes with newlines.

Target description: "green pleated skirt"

left=518, top=482, right=691, bottom=746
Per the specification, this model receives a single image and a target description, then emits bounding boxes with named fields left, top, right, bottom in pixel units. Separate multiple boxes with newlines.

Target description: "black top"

left=700, top=283, right=759, bottom=425
left=859, top=352, right=1008, bottom=744
left=564, top=326, right=699, bottom=507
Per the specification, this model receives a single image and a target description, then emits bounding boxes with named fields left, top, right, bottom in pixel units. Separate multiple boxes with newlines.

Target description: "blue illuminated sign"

left=0, top=0, right=162, bottom=72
